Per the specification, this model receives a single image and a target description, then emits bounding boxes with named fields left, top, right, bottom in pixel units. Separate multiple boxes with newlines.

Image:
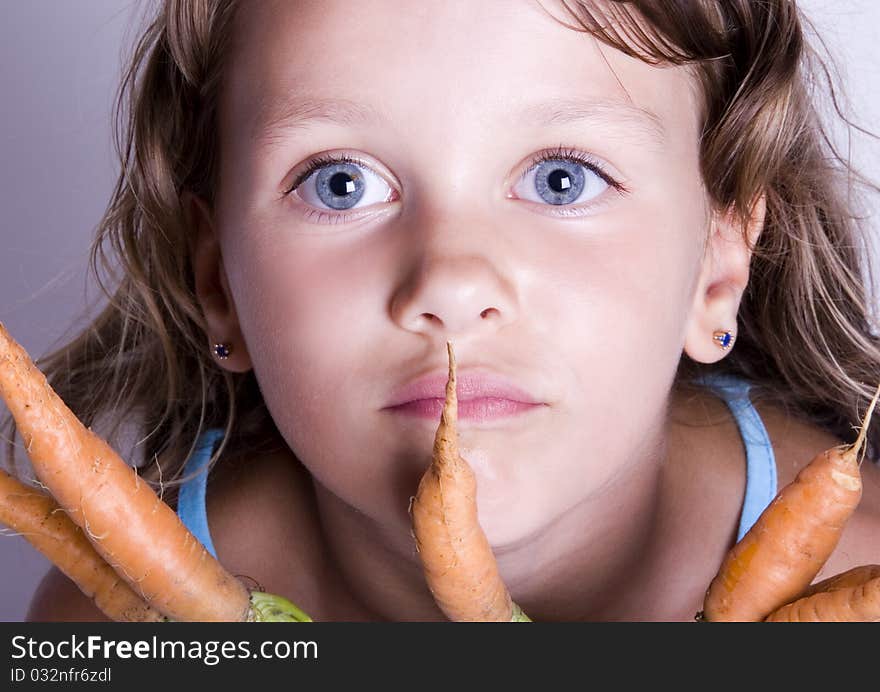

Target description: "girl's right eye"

left=283, top=154, right=398, bottom=225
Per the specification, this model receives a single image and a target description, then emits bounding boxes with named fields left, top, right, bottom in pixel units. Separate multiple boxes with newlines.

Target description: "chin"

left=462, top=451, right=572, bottom=550
left=477, top=499, right=547, bottom=552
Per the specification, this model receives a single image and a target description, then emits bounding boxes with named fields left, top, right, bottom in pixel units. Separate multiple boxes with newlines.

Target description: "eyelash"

left=282, top=145, right=628, bottom=222
left=529, top=145, right=628, bottom=195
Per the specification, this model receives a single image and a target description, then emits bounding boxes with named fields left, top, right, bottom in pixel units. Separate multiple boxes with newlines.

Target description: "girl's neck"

left=309, top=419, right=692, bottom=622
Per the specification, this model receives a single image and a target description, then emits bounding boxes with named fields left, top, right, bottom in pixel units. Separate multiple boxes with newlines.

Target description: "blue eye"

left=536, top=159, right=589, bottom=205
left=515, top=146, right=625, bottom=209
left=308, top=160, right=366, bottom=210
left=284, top=154, right=395, bottom=221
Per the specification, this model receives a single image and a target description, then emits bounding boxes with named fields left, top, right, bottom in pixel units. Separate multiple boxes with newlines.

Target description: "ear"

left=183, top=191, right=253, bottom=373
left=683, top=193, right=766, bottom=363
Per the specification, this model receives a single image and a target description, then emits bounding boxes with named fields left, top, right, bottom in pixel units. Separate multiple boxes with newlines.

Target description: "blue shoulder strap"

left=177, top=428, right=225, bottom=559
left=697, top=373, right=778, bottom=542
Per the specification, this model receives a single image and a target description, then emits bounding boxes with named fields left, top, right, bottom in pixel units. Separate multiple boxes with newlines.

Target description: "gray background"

left=1, top=1, right=878, bottom=621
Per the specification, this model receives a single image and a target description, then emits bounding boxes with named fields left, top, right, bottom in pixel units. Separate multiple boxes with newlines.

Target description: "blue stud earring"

left=713, top=329, right=734, bottom=350
left=212, top=342, right=232, bottom=359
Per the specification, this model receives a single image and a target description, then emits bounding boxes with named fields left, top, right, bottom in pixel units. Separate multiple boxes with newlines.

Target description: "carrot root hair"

left=850, top=381, right=880, bottom=467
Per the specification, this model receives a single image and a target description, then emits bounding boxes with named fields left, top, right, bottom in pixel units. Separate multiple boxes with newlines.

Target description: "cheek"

left=527, top=191, right=705, bottom=472
left=535, top=196, right=704, bottom=367
left=228, top=218, right=379, bottom=357
left=222, top=224, right=397, bottom=488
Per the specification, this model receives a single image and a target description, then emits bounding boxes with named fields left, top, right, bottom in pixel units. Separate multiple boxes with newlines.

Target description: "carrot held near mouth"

left=0, top=321, right=311, bottom=622
left=410, top=341, right=530, bottom=622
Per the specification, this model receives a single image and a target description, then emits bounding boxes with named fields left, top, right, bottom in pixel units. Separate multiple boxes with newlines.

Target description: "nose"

left=389, top=251, right=518, bottom=339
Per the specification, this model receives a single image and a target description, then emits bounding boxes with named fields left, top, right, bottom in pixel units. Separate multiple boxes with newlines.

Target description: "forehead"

left=221, top=0, right=699, bottom=154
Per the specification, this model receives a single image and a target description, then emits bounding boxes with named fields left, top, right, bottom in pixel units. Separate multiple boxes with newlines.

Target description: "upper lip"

left=384, top=368, right=544, bottom=408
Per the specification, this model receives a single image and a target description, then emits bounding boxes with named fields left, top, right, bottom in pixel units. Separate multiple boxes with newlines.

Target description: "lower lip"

left=385, top=397, right=543, bottom=422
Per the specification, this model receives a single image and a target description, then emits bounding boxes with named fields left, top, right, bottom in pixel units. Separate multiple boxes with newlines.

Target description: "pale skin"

left=28, top=0, right=880, bottom=622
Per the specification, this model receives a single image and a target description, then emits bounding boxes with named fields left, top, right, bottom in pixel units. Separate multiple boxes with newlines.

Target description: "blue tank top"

left=176, top=373, right=778, bottom=558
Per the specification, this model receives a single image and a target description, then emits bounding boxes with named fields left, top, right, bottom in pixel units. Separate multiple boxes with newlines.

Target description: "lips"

left=384, top=369, right=542, bottom=407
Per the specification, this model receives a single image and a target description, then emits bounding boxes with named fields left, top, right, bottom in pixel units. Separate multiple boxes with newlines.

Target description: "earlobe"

left=683, top=282, right=741, bottom=364
left=183, top=191, right=253, bottom=373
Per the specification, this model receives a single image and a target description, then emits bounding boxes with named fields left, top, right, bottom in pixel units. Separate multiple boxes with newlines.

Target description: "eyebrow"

left=518, top=97, right=666, bottom=145
left=251, top=94, right=667, bottom=147
left=252, top=96, right=380, bottom=143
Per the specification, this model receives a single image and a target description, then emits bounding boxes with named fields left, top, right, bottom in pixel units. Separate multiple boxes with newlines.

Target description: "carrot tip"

left=434, top=341, right=459, bottom=461
left=851, top=381, right=880, bottom=465
left=445, top=341, right=457, bottom=406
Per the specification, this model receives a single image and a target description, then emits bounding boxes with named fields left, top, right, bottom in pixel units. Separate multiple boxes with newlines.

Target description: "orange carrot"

left=798, top=563, right=880, bottom=599
left=0, top=321, right=310, bottom=622
left=764, top=565, right=880, bottom=621
left=700, top=382, right=880, bottom=622
left=0, top=466, right=165, bottom=621
left=410, top=341, right=529, bottom=622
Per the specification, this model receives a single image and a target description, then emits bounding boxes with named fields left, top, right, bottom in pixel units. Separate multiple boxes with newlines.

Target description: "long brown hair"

left=3, top=0, right=879, bottom=505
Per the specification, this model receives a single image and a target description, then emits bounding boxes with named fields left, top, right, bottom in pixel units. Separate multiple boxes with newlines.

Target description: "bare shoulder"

left=26, top=566, right=113, bottom=622
left=752, top=400, right=880, bottom=582
left=203, top=446, right=371, bottom=620
left=205, top=447, right=324, bottom=594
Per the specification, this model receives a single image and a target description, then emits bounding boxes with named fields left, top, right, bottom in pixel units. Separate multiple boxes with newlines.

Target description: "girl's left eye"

left=282, top=147, right=626, bottom=224
left=512, top=146, right=627, bottom=213
left=282, top=154, right=397, bottom=225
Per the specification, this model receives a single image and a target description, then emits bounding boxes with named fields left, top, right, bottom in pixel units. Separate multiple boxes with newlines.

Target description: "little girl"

left=13, top=0, right=880, bottom=621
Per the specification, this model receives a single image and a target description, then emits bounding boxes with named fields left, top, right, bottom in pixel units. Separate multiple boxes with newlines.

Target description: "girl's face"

left=207, top=0, right=713, bottom=546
